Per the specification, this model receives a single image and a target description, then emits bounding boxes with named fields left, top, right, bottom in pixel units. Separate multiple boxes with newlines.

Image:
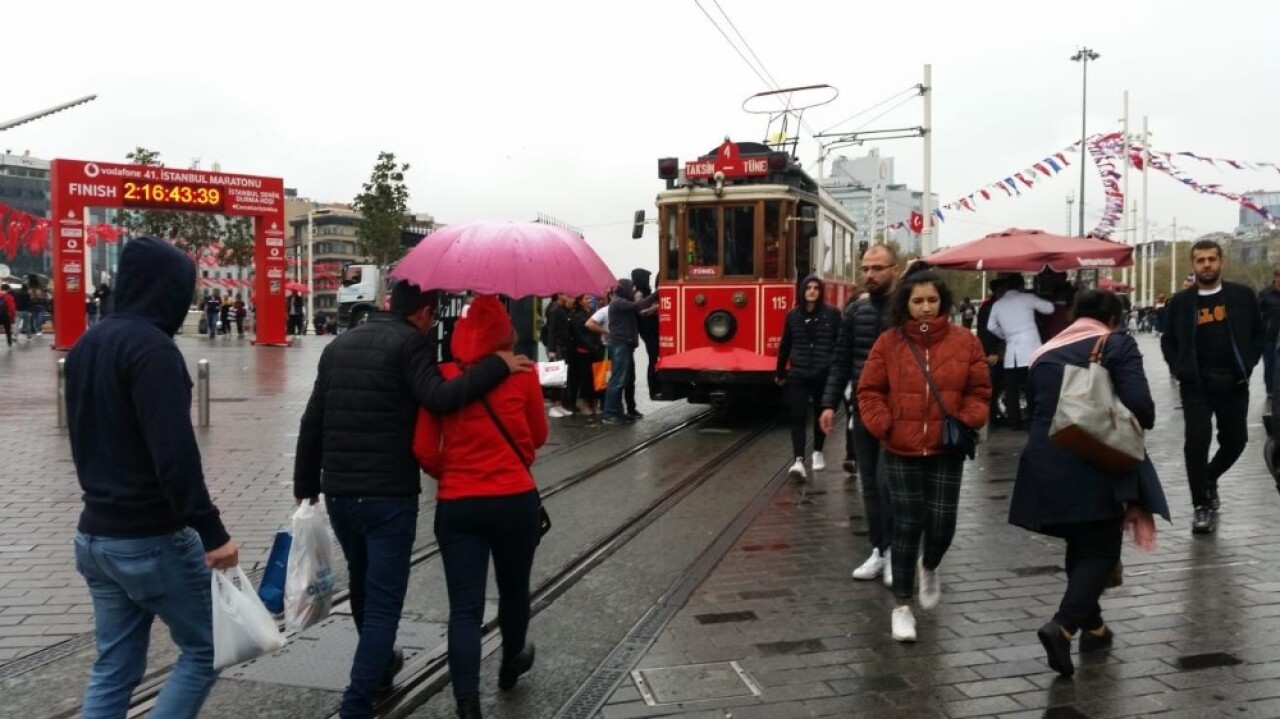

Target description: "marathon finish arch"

left=49, top=159, right=288, bottom=349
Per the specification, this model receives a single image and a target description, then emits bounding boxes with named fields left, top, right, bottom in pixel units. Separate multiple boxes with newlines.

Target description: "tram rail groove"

left=356, top=416, right=777, bottom=719
left=93, top=409, right=712, bottom=719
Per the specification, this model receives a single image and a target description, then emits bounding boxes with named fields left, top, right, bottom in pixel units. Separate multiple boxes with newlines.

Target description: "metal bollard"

left=56, top=358, right=67, bottom=428
left=197, top=359, right=211, bottom=427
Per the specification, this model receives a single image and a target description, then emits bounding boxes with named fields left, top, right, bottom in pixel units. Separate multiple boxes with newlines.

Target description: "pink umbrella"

left=390, top=220, right=616, bottom=297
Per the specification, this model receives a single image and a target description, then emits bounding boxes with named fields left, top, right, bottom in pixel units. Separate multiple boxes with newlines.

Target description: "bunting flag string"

left=1143, top=148, right=1277, bottom=224
left=0, top=201, right=50, bottom=260
left=1084, top=132, right=1127, bottom=238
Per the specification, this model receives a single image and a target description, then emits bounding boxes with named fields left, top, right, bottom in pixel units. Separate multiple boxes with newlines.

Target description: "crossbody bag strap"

left=1088, top=333, right=1111, bottom=364
left=477, top=396, right=532, bottom=476
left=899, top=328, right=953, bottom=416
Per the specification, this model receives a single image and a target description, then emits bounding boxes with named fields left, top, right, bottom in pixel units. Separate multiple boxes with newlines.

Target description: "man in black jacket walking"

left=820, top=244, right=900, bottom=587
left=777, top=274, right=841, bottom=480
left=1160, top=239, right=1264, bottom=534
left=66, top=237, right=239, bottom=718
left=294, top=281, right=530, bottom=717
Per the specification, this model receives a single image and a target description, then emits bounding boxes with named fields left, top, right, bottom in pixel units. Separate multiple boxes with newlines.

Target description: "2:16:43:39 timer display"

left=121, top=181, right=225, bottom=212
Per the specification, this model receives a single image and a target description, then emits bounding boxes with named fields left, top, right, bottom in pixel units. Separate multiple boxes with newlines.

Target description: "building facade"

left=1230, top=191, right=1280, bottom=264
left=820, top=149, right=937, bottom=257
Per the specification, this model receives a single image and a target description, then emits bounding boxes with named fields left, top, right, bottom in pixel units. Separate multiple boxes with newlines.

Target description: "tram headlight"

left=704, top=311, right=737, bottom=343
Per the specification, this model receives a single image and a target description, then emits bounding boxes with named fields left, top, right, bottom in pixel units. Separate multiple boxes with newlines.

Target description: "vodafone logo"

left=84, top=163, right=100, bottom=178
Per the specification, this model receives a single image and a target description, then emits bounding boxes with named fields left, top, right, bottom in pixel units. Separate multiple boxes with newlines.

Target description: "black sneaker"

left=842, top=458, right=857, bottom=474
left=1037, top=620, right=1075, bottom=676
left=1208, top=484, right=1221, bottom=512
left=1079, top=626, right=1113, bottom=653
left=626, top=409, right=644, bottom=419
left=498, top=641, right=535, bottom=690
left=1191, top=505, right=1215, bottom=534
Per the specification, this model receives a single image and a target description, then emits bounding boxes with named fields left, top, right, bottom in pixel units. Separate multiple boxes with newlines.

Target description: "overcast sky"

left=7, top=1, right=1279, bottom=277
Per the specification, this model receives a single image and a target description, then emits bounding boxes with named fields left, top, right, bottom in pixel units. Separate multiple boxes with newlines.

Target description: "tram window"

left=686, top=206, right=718, bottom=275
left=663, top=207, right=679, bottom=281
left=821, top=219, right=835, bottom=274
left=724, top=205, right=755, bottom=276
left=764, top=202, right=782, bottom=279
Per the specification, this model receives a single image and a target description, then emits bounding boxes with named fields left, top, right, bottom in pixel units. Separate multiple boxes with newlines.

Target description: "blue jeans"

left=326, top=497, right=418, bottom=718
left=434, top=491, right=540, bottom=702
left=602, top=341, right=634, bottom=419
left=74, top=529, right=216, bottom=719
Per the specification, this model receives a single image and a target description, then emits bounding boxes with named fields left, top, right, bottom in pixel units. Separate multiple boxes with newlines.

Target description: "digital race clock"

left=121, top=181, right=225, bottom=212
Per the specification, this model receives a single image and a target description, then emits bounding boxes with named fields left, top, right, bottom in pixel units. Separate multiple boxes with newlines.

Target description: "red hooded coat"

left=413, top=297, right=548, bottom=499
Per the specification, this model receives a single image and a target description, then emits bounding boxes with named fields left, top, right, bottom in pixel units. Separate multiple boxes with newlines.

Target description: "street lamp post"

left=1071, top=47, right=1100, bottom=237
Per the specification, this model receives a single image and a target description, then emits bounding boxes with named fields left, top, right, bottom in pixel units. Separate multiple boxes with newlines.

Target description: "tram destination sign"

left=685, top=140, right=770, bottom=180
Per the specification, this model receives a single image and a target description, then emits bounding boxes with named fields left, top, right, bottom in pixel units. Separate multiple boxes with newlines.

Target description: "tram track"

left=353, top=415, right=778, bottom=719
left=96, top=409, right=713, bottom=719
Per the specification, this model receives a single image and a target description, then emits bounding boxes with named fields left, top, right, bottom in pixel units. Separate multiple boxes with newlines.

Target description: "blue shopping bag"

left=257, top=529, right=291, bottom=615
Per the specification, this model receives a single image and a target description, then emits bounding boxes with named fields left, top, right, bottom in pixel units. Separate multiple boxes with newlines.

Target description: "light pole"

left=1066, top=192, right=1075, bottom=236
left=1071, top=47, right=1100, bottom=237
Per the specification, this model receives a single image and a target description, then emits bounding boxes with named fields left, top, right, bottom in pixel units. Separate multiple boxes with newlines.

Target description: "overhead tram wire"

left=820, top=85, right=922, bottom=135
left=693, top=0, right=817, bottom=142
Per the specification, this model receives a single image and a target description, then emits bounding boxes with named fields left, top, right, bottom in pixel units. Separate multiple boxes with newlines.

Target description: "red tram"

left=644, top=139, right=860, bottom=408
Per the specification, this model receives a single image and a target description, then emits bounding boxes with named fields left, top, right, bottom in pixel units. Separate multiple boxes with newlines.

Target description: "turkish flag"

left=909, top=211, right=924, bottom=234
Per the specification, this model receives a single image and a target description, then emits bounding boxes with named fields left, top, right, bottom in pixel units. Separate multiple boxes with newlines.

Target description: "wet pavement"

left=3, top=331, right=1280, bottom=718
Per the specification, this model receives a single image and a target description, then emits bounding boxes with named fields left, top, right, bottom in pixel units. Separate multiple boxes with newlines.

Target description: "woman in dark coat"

left=1009, top=289, right=1170, bottom=677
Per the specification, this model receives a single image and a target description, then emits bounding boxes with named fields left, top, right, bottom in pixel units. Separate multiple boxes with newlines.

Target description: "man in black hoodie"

left=777, top=274, right=841, bottom=480
left=631, top=268, right=661, bottom=400
left=66, top=236, right=238, bottom=718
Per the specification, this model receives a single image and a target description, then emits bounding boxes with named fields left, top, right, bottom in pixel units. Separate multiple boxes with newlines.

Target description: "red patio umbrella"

left=284, top=281, right=310, bottom=294
left=1097, top=277, right=1132, bottom=293
left=926, top=228, right=1133, bottom=272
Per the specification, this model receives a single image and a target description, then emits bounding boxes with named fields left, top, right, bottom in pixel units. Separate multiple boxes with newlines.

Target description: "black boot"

left=1037, top=620, right=1075, bottom=677
left=456, top=696, right=482, bottom=719
left=498, top=641, right=536, bottom=690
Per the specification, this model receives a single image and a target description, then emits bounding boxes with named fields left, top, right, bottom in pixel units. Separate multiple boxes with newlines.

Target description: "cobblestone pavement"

left=0, top=331, right=663, bottom=666
left=599, top=334, right=1280, bottom=719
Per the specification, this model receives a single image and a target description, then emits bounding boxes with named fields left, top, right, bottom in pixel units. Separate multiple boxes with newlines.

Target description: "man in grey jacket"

left=601, top=278, right=659, bottom=424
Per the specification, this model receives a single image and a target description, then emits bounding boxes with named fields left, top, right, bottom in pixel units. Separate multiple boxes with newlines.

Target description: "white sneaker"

left=882, top=549, right=894, bottom=588
left=891, top=606, right=917, bottom=642
left=811, top=451, right=825, bottom=471
left=851, top=548, right=886, bottom=581
left=788, top=458, right=806, bottom=480
left=548, top=406, right=572, bottom=418
left=919, top=559, right=941, bottom=610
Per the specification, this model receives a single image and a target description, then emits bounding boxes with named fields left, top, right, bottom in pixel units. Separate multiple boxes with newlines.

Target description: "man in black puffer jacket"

left=777, top=273, right=841, bottom=480
left=819, top=243, right=900, bottom=587
left=294, top=282, right=530, bottom=717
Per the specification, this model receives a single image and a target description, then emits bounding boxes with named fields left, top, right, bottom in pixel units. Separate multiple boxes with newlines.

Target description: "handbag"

left=592, top=358, right=612, bottom=393
left=538, top=360, right=569, bottom=389
left=901, top=329, right=979, bottom=460
left=478, top=397, right=552, bottom=537
left=1048, top=334, right=1145, bottom=473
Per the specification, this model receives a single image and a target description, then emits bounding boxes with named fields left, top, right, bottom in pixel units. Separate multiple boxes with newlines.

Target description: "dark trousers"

left=1002, top=366, right=1029, bottom=428
left=842, top=393, right=856, bottom=462
left=1265, top=339, right=1277, bottom=397
left=326, top=497, right=418, bottom=718
left=435, top=491, right=540, bottom=703
left=988, top=362, right=1005, bottom=425
left=1, top=316, right=10, bottom=346
left=786, top=375, right=826, bottom=458
left=1180, top=382, right=1250, bottom=507
left=1048, top=519, right=1122, bottom=633
left=566, top=351, right=596, bottom=409
left=851, top=414, right=893, bottom=554
left=641, top=334, right=659, bottom=400
left=884, top=451, right=963, bottom=601
left=624, top=350, right=638, bottom=413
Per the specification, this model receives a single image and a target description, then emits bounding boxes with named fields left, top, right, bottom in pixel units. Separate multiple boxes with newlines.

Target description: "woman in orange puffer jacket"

left=857, top=269, right=991, bottom=643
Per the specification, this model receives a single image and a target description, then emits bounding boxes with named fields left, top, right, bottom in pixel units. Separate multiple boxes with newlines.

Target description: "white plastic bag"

left=284, top=501, right=336, bottom=633
left=212, top=566, right=285, bottom=669
left=538, top=360, right=568, bottom=388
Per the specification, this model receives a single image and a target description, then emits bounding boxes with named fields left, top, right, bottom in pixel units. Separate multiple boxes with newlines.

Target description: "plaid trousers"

left=882, top=450, right=964, bottom=601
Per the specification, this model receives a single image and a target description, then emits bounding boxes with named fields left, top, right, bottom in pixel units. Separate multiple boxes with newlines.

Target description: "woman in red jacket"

left=414, top=296, right=548, bottom=719
left=858, top=270, right=991, bottom=643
